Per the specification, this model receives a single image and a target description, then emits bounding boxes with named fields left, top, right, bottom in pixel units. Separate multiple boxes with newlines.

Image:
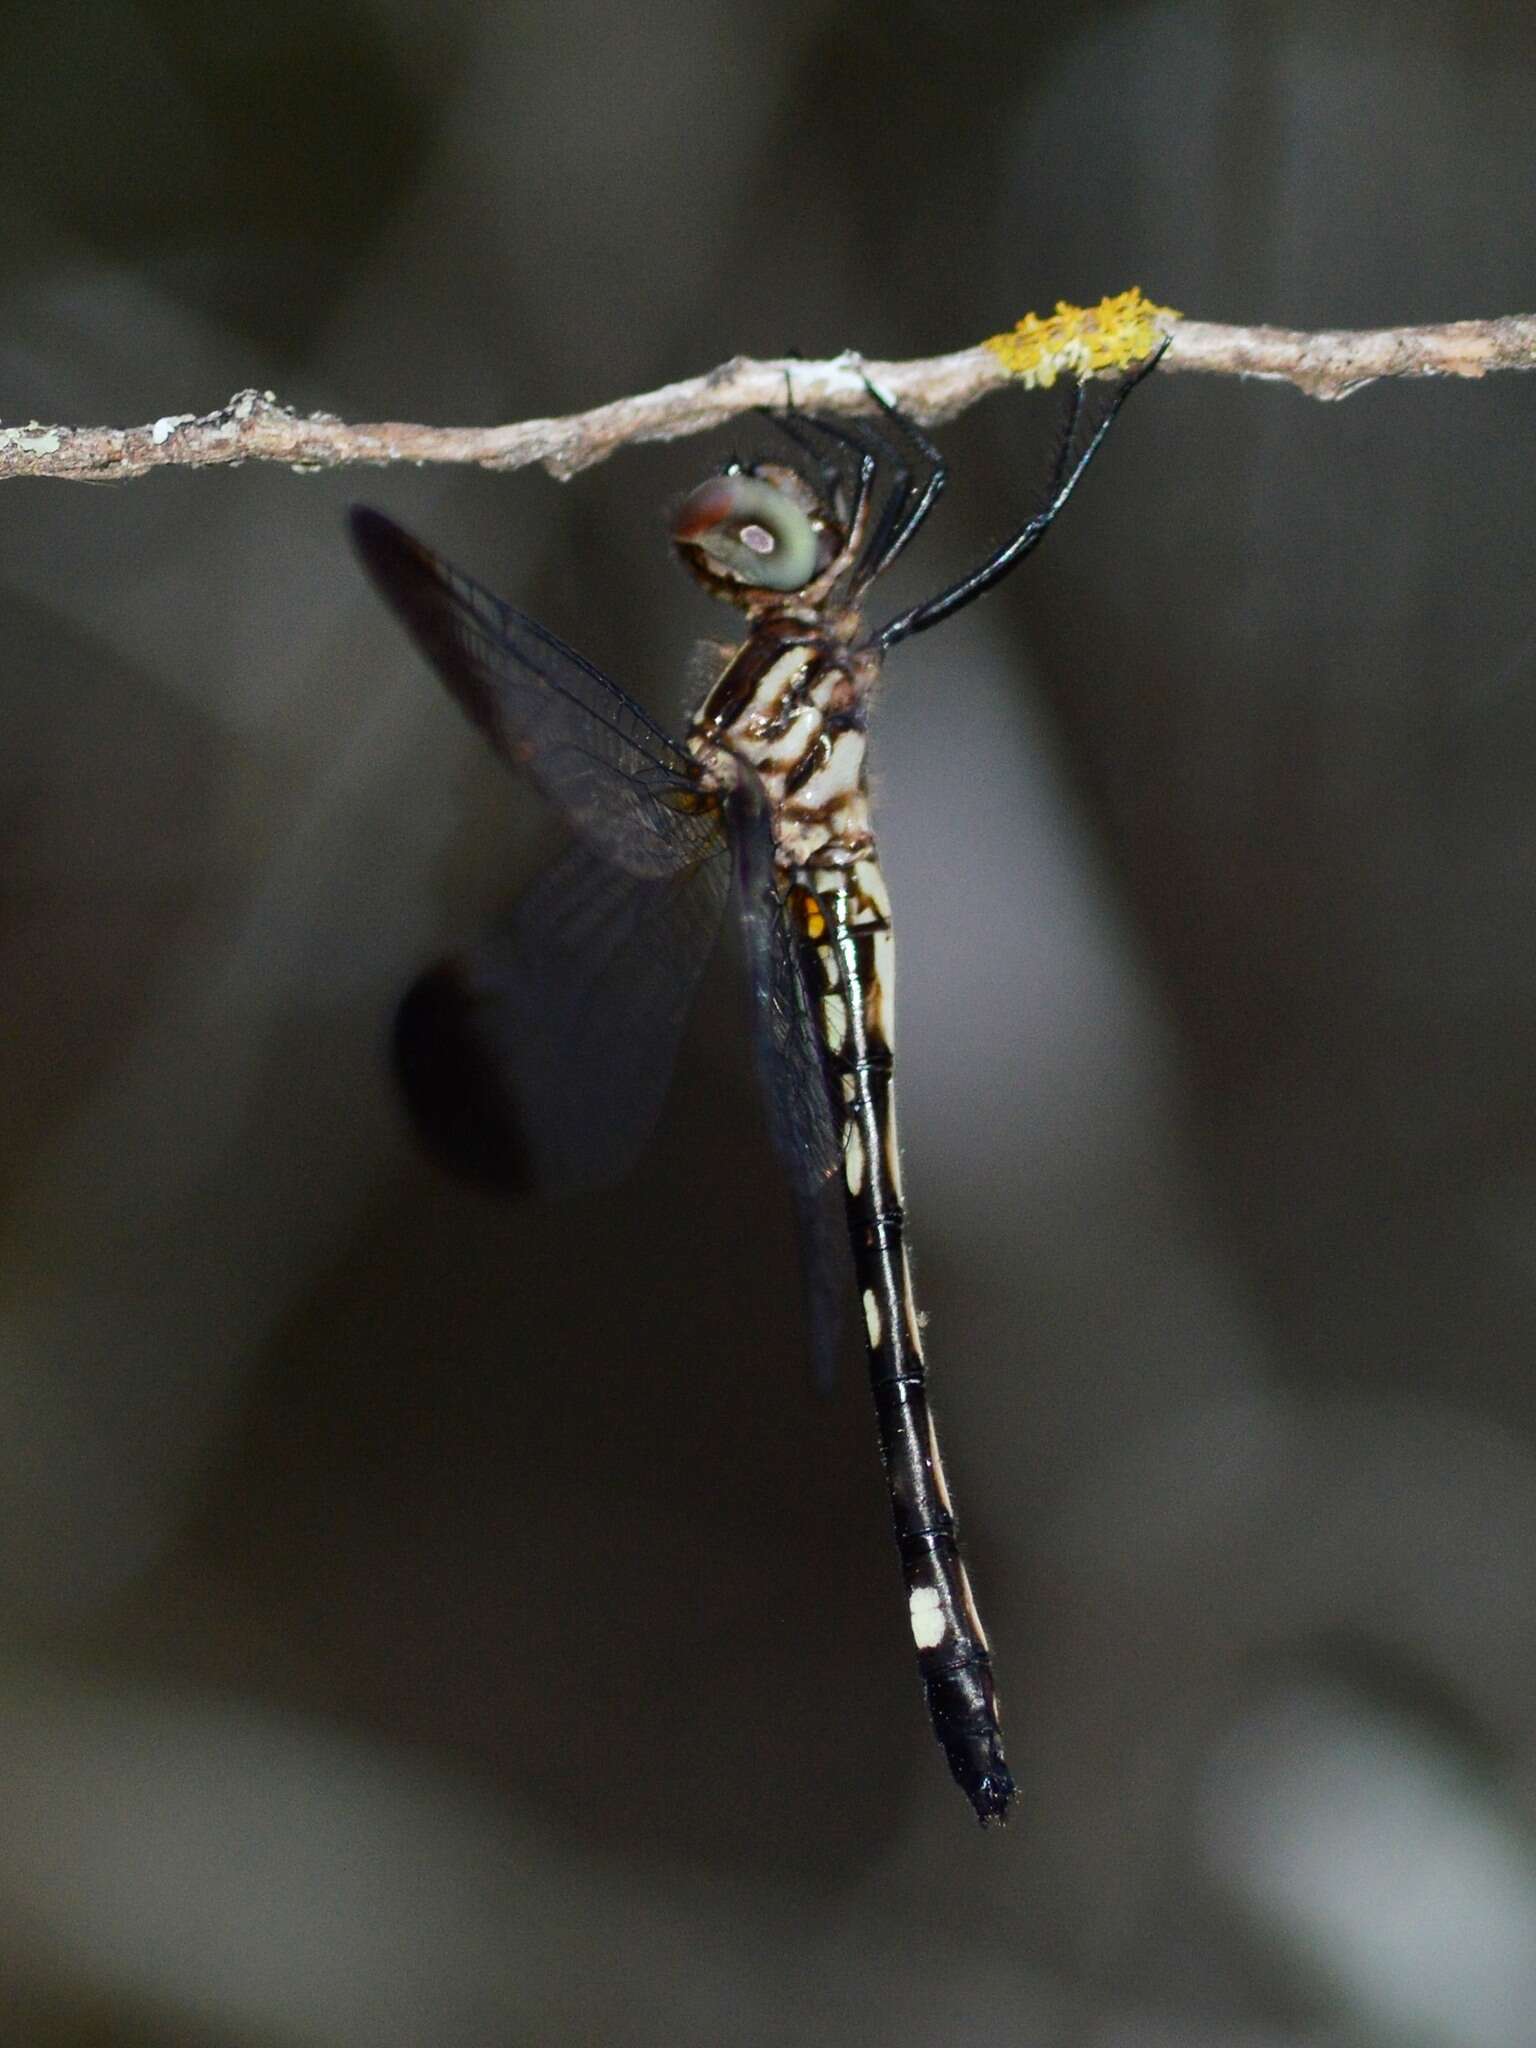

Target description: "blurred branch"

left=3, top=314, right=1534, bottom=485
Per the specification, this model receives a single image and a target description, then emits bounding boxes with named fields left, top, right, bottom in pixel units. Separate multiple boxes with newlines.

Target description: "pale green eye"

left=673, top=473, right=820, bottom=591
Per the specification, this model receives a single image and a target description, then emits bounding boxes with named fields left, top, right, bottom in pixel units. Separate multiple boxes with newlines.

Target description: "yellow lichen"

left=984, top=289, right=1179, bottom=388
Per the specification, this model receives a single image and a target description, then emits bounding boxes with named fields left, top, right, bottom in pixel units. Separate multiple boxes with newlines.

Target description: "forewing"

left=396, top=834, right=730, bottom=1197
left=728, top=781, right=851, bottom=1393
left=352, top=507, right=715, bottom=880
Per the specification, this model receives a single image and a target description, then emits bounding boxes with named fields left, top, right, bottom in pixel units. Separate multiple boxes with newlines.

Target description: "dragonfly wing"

left=354, top=506, right=734, bottom=1194
left=352, top=506, right=716, bottom=879
left=728, top=780, right=850, bottom=1393
left=787, top=1155, right=855, bottom=1399
left=396, top=833, right=729, bottom=1196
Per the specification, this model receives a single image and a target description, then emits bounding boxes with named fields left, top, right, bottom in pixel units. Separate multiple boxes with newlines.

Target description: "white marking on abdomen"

left=843, top=1121, right=865, bottom=1195
left=901, top=1258, right=923, bottom=1359
left=863, top=1288, right=883, bottom=1347
left=853, top=857, right=892, bottom=921
left=885, top=1118, right=907, bottom=1207
left=871, top=926, right=897, bottom=1051
left=909, top=1584, right=946, bottom=1650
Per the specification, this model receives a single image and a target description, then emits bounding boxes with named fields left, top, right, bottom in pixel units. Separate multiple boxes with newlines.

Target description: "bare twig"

left=3, top=313, right=1533, bottom=486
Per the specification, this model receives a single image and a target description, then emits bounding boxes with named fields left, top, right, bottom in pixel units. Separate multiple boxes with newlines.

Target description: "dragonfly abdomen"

left=801, top=860, right=1014, bottom=1826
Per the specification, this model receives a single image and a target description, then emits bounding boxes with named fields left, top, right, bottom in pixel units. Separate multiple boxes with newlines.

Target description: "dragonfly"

left=351, top=348, right=1163, bottom=1826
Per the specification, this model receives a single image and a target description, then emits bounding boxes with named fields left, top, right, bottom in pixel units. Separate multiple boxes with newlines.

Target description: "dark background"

left=3, top=2, right=1536, bottom=2042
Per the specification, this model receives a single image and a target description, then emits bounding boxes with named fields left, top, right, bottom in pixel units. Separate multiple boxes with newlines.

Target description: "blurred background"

left=3, top=1, right=1536, bottom=2042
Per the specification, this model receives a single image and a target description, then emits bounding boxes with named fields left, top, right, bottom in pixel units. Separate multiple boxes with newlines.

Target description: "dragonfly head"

left=672, top=463, right=843, bottom=608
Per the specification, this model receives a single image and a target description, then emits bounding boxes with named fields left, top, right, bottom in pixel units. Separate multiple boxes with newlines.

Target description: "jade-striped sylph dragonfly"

left=352, top=349, right=1161, bottom=1825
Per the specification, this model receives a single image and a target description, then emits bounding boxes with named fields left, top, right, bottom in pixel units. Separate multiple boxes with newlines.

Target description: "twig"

left=3, top=313, right=1533, bottom=486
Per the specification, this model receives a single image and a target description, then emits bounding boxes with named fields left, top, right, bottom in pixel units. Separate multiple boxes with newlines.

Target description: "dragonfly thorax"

left=688, top=618, right=876, bottom=869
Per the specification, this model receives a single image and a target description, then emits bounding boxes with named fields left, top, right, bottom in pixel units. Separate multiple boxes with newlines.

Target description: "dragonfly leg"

left=873, top=339, right=1169, bottom=651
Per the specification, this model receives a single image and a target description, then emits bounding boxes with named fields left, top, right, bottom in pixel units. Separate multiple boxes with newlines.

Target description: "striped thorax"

left=687, top=612, right=879, bottom=870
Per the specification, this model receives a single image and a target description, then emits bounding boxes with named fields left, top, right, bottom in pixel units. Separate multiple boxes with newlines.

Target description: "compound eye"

left=673, top=473, right=820, bottom=592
